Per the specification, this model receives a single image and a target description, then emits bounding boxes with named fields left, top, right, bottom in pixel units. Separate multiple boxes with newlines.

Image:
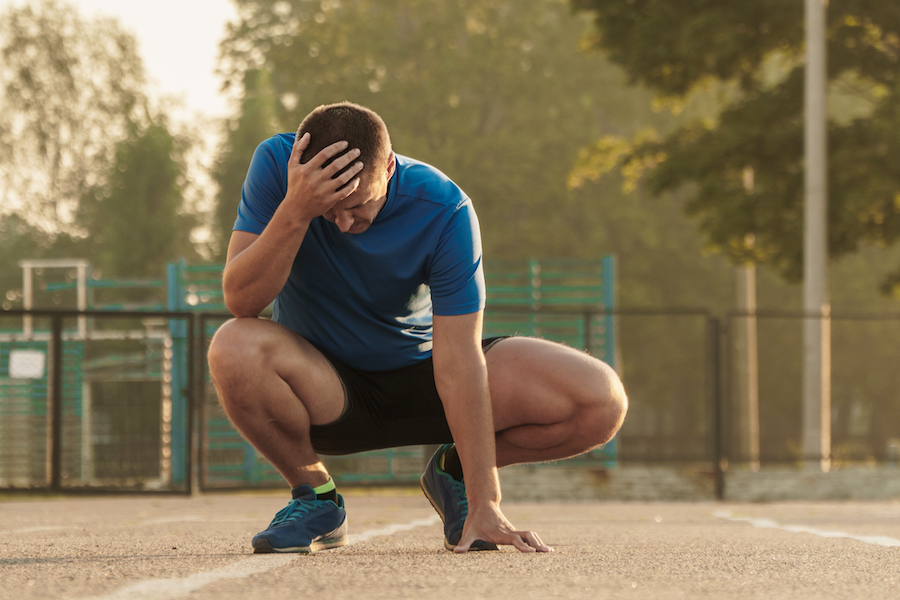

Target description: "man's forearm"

left=224, top=131, right=367, bottom=318
left=223, top=211, right=310, bottom=317
left=435, top=355, right=501, bottom=507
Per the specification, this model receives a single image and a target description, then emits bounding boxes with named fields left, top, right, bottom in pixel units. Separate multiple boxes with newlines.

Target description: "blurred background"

left=1, top=0, right=900, bottom=495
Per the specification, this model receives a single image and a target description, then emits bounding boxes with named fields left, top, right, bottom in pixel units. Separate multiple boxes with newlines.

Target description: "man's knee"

left=207, top=318, right=272, bottom=402
left=208, top=318, right=247, bottom=379
left=576, top=360, right=628, bottom=448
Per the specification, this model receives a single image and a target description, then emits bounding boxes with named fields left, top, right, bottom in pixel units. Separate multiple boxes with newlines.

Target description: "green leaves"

left=0, top=0, right=147, bottom=233
left=0, top=0, right=199, bottom=288
left=211, top=69, right=280, bottom=260
left=574, top=0, right=804, bottom=97
left=574, top=0, right=900, bottom=287
left=78, top=120, right=198, bottom=278
left=214, top=0, right=677, bottom=264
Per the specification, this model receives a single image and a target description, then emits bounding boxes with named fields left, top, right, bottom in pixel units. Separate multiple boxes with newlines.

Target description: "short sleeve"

left=429, top=199, right=486, bottom=316
left=233, top=137, right=290, bottom=235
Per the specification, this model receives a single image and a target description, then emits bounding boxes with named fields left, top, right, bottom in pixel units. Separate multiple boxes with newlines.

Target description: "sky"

left=0, top=0, right=238, bottom=119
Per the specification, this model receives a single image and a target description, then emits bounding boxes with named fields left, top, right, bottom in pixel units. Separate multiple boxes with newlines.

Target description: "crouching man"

left=208, top=102, right=628, bottom=554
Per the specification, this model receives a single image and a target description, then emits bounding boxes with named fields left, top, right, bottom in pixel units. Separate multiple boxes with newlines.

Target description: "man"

left=208, top=102, right=627, bottom=554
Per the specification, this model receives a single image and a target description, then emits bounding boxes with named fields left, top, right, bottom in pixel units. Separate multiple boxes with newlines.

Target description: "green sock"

left=313, top=477, right=338, bottom=504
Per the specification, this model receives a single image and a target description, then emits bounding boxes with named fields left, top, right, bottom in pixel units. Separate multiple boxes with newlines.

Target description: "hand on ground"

left=455, top=505, right=553, bottom=553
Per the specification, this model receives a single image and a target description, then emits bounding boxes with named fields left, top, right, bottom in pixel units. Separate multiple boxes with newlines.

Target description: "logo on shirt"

left=397, top=283, right=433, bottom=352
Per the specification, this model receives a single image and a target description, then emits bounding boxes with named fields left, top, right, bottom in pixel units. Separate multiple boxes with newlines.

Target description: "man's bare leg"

left=484, top=337, right=627, bottom=467
left=208, top=318, right=351, bottom=554
left=206, top=318, right=346, bottom=488
left=419, top=337, right=625, bottom=553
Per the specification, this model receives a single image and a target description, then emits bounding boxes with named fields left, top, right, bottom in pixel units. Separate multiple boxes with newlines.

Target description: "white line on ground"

left=1, top=525, right=71, bottom=535
left=714, top=510, right=900, bottom=548
left=75, top=515, right=441, bottom=600
left=351, top=516, right=439, bottom=543
left=74, top=554, right=296, bottom=600
left=139, top=516, right=262, bottom=525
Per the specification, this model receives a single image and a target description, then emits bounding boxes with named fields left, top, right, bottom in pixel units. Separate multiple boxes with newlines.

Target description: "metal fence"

left=0, top=306, right=719, bottom=493
left=6, top=307, right=898, bottom=497
left=0, top=309, right=195, bottom=493
left=723, top=310, right=900, bottom=467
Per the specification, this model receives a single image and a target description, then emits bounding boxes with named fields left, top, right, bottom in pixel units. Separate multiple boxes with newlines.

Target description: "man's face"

left=323, top=152, right=395, bottom=234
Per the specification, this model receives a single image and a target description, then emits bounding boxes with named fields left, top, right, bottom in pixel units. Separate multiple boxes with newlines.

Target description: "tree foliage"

left=0, top=0, right=201, bottom=305
left=211, top=69, right=280, bottom=261
left=571, top=0, right=900, bottom=284
left=0, top=0, right=146, bottom=232
left=214, top=0, right=678, bottom=263
left=78, top=118, right=198, bottom=278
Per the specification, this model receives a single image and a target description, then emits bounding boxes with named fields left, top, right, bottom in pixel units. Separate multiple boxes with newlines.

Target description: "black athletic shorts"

left=309, top=337, right=508, bottom=455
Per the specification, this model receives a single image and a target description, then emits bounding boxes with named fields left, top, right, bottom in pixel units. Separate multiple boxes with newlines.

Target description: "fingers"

left=521, top=530, right=553, bottom=553
left=454, top=530, right=553, bottom=554
left=304, top=139, right=356, bottom=172
left=335, top=174, right=362, bottom=198
left=453, top=531, right=491, bottom=554
left=291, top=131, right=362, bottom=176
left=290, top=131, right=310, bottom=163
left=327, top=149, right=364, bottom=185
left=293, top=134, right=364, bottom=189
left=508, top=534, right=537, bottom=553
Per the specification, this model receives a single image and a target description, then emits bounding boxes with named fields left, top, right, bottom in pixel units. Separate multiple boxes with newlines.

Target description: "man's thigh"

left=308, top=337, right=509, bottom=455
left=484, top=336, right=620, bottom=430
left=208, top=317, right=346, bottom=425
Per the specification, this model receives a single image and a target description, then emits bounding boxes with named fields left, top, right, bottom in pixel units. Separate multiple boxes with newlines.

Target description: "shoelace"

left=448, top=477, right=469, bottom=519
left=268, top=499, right=319, bottom=527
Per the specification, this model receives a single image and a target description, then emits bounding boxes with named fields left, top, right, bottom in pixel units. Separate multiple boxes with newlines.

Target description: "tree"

left=570, top=0, right=900, bottom=285
left=0, top=0, right=202, bottom=308
left=78, top=117, right=198, bottom=279
left=211, top=69, right=280, bottom=261
left=215, top=0, right=683, bottom=263
left=0, top=0, right=147, bottom=234
left=569, top=1, right=900, bottom=462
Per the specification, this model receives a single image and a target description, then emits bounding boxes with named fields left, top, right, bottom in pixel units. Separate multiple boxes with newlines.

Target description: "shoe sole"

left=252, top=534, right=349, bottom=554
left=420, top=473, right=498, bottom=552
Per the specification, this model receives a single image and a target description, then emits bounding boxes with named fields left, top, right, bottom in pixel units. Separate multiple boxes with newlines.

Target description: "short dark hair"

left=297, top=102, right=391, bottom=184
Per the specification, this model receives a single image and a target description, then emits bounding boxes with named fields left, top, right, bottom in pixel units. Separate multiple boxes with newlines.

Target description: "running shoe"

left=252, top=484, right=348, bottom=554
left=420, top=443, right=498, bottom=551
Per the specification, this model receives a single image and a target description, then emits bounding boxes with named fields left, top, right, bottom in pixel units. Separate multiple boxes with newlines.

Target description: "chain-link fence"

left=6, top=307, right=900, bottom=497
left=0, top=310, right=195, bottom=493
left=724, top=311, right=900, bottom=467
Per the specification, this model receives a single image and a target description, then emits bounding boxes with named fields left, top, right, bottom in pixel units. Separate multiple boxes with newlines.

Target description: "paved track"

left=1, top=489, right=898, bottom=599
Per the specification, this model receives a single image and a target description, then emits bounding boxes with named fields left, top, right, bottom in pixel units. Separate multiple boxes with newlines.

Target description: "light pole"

left=803, top=0, right=831, bottom=472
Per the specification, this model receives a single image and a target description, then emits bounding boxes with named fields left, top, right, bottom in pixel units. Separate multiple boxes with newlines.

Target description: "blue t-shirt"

left=234, top=133, right=486, bottom=371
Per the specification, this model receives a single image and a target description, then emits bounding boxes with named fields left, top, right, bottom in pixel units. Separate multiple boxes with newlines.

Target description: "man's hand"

left=284, top=131, right=365, bottom=224
left=220, top=131, right=364, bottom=318
left=455, top=503, right=553, bottom=553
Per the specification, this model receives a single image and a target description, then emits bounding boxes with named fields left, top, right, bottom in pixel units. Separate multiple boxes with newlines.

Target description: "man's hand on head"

left=455, top=503, right=553, bottom=554
left=284, top=131, right=365, bottom=224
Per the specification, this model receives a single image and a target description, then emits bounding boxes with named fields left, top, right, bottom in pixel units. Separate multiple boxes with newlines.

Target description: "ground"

left=1, top=488, right=898, bottom=599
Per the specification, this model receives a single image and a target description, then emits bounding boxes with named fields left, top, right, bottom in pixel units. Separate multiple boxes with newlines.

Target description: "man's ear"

left=386, top=151, right=396, bottom=178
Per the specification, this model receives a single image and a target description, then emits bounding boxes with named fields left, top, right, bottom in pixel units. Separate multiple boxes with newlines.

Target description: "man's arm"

left=223, top=132, right=364, bottom=317
left=432, top=311, right=552, bottom=553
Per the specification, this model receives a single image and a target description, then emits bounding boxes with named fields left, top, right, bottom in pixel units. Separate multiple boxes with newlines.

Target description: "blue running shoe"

left=252, top=484, right=348, bottom=554
left=420, top=444, right=498, bottom=551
